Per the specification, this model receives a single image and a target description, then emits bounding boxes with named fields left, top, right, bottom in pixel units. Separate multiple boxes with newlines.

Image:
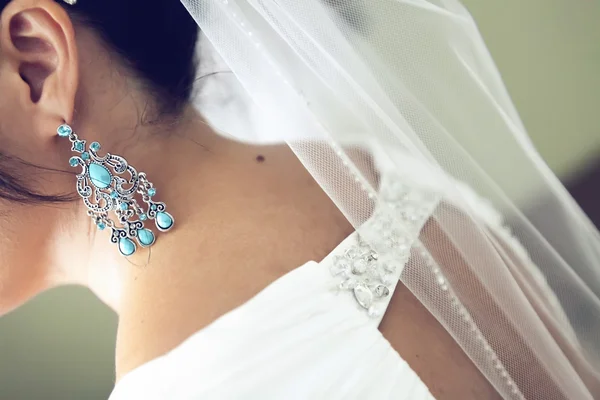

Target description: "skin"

left=0, top=1, right=509, bottom=398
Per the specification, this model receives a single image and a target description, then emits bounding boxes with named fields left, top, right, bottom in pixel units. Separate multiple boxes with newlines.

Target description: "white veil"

left=182, top=1, right=600, bottom=398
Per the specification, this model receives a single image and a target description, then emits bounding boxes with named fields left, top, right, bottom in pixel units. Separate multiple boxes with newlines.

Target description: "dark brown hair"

left=0, top=0, right=199, bottom=203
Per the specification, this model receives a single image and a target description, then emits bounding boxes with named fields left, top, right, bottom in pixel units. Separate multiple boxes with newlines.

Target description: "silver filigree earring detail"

left=58, top=123, right=174, bottom=256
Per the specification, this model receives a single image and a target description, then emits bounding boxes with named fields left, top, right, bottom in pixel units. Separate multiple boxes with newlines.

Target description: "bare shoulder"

left=381, top=282, right=502, bottom=400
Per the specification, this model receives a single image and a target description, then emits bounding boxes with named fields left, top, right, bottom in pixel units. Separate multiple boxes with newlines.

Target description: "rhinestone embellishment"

left=331, top=240, right=404, bottom=317
left=330, top=173, right=439, bottom=317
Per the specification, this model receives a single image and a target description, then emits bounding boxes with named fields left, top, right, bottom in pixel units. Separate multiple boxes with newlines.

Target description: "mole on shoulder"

left=256, top=155, right=265, bottom=163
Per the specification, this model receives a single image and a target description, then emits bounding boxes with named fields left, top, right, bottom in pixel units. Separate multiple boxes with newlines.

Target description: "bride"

left=0, top=0, right=599, bottom=398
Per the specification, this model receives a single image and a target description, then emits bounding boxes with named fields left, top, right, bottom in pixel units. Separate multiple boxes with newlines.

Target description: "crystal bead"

left=345, top=247, right=360, bottom=259
left=90, top=142, right=101, bottom=152
left=339, top=278, right=357, bottom=290
left=139, top=213, right=148, bottom=221
left=120, top=203, right=128, bottom=211
left=365, top=252, right=378, bottom=262
left=353, top=284, right=373, bottom=309
left=368, top=304, right=384, bottom=317
left=72, top=140, right=86, bottom=153
left=97, top=222, right=106, bottom=230
left=69, top=157, right=79, bottom=167
left=110, top=191, right=119, bottom=199
left=57, top=124, right=72, bottom=137
left=380, top=273, right=393, bottom=285
left=147, top=188, right=156, bottom=197
left=81, top=152, right=90, bottom=161
left=351, top=258, right=368, bottom=274
left=374, top=285, right=390, bottom=297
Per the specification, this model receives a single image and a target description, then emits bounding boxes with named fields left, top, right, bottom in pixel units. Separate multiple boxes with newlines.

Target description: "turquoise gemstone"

left=81, top=152, right=90, bottom=161
left=137, top=229, right=155, bottom=247
left=120, top=203, right=128, bottom=211
left=69, top=157, right=79, bottom=167
left=97, top=222, right=106, bottom=230
left=110, top=191, right=119, bottom=199
left=151, top=205, right=157, bottom=211
left=90, top=142, right=101, bottom=152
left=156, top=212, right=174, bottom=231
left=73, top=140, right=85, bottom=153
left=57, top=124, right=72, bottom=137
left=89, top=163, right=112, bottom=189
left=147, top=188, right=156, bottom=197
left=118, top=237, right=136, bottom=256
left=139, top=213, right=148, bottom=221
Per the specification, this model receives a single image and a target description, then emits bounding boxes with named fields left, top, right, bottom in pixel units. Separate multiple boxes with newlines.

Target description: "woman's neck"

left=81, top=108, right=228, bottom=308
left=63, top=104, right=351, bottom=379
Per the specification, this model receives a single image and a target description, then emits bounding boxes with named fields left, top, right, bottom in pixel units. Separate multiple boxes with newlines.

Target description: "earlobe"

left=0, top=0, right=78, bottom=127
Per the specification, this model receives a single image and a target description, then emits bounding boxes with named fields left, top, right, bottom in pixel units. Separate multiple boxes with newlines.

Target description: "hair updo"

left=0, top=0, right=199, bottom=202
left=63, top=0, right=199, bottom=114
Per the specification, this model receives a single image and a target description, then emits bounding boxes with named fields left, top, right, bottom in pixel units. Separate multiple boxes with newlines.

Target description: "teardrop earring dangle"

left=57, top=123, right=175, bottom=257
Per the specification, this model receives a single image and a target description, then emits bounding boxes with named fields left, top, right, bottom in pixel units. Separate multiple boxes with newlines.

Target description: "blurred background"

left=1, top=1, right=600, bottom=399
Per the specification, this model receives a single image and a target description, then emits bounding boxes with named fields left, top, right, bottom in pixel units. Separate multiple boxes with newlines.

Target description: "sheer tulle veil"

left=182, top=1, right=600, bottom=398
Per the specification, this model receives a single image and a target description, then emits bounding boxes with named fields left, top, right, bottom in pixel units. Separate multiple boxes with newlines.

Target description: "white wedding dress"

left=109, top=146, right=559, bottom=399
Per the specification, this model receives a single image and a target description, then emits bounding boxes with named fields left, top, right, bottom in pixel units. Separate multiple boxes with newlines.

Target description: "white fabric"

left=109, top=249, right=433, bottom=400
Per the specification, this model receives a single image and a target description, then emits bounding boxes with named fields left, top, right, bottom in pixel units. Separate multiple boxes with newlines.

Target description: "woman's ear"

left=0, top=0, right=78, bottom=133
